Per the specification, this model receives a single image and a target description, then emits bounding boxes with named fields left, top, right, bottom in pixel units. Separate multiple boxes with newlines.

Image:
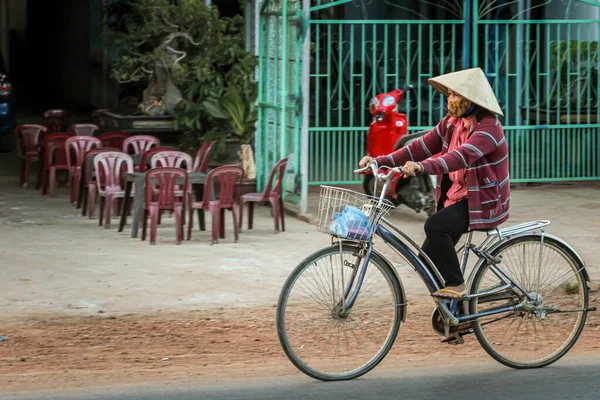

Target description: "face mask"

left=446, top=98, right=474, bottom=118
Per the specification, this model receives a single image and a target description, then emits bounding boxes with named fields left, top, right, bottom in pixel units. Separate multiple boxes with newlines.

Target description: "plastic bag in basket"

left=329, top=205, right=371, bottom=240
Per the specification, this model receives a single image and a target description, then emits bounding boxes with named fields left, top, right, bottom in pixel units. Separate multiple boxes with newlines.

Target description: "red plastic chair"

left=99, top=131, right=129, bottom=150
left=16, top=124, right=48, bottom=189
left=142, top=167, right=188, bottom=245
left=152, top=150, right=194, bottom=210
left=239, top=158, right=288, bottom=234
left=65, top=136, right=102, bottom=204
left=138, top=147, right=182, bottom=224
left=42, top=133, right=75, bottom=197
left=41, top=109, right=68, bottom=133
left=192, top=142, right=213, bottom=173
left=93, top=151, right=135, bottom=228
left=67, top=124, right=100, bottom=136
left=151, top=150, right=193, bottom=171
left=81, top=147, right=121, bottom=218
left=187, top=165, right=244, bottom=244
left=123, top=135, right=161, bottom=171
left=189, top=142, right=213, bottom=226
left=137, top=146, right=176, bottom=173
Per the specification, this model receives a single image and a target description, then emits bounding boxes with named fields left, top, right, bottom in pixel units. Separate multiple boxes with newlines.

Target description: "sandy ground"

left=1, top=296, right=599, bottom=395
left=1, top=155, right=600, bottom=393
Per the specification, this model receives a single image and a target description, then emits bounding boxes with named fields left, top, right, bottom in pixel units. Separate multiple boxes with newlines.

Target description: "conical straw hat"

left=428, top=67, right=504, bottom=116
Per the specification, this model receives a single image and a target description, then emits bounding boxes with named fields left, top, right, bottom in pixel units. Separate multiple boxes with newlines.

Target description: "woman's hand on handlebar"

left=401, top=161, right=422, bottom=177
left=359, top=155, right=374, bottom=168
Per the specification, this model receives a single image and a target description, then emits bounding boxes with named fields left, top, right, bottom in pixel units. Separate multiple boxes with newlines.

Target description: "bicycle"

left=276, top=162, right=596, bottom=381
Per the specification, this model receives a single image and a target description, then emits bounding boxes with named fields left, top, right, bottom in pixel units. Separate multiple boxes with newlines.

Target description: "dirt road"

left=1, top=159, right=599, bottom=393
left=1, top=294, right=599, bottom=394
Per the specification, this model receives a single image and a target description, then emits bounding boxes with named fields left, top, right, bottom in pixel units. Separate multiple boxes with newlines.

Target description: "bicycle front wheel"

left=276, top=244, right=405, bottom=381
left=470, top=234, right=589, bottom=369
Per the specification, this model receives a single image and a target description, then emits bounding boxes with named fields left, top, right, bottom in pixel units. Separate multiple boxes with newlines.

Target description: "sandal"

left=431, top=288, right=467, bottom=300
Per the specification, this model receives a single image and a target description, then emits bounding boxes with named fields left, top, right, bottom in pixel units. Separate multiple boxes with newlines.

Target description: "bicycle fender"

left=337, top=241, right=408, bottom=322
left=466, top=232, right=591, bottom=291
left=371, top=248, right=408, bottom=323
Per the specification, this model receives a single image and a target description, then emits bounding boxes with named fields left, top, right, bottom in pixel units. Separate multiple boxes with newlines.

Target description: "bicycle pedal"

left=441, top=334, right=465, bottom=345
left=440, top=328, right=472, bottom=345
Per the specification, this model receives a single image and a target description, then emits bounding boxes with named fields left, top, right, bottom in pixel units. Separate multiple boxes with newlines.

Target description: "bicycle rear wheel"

left=470, top=234, right=588, bottom=369
left=276, top=244, right=405, bottom=381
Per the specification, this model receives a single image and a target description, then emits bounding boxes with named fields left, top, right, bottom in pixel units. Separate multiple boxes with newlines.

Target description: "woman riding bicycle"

left=359, top=67, right=510, bottom=300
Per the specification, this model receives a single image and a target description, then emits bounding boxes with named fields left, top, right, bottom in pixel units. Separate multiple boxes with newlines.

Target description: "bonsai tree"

left=106, top=0, right=258, bottom=168
left=106, top=0, right=216, bottom=116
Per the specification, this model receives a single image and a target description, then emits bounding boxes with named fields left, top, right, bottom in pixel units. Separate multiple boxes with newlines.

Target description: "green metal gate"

left=307, top=0, right=469, bottom=185
left=305, top=0, right=600, bottom=185
left=474, top=0, right=600, bottom=182
left=256, top=0, right=304, bottom=202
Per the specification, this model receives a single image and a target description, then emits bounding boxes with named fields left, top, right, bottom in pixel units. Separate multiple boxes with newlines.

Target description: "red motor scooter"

left=362, top=85, right=437, bottom=216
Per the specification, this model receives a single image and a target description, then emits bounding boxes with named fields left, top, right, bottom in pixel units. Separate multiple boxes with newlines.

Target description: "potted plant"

left=105, top=0, right=258, bottom=154
left=106, top=0, right=216, bottom=118
left=202, top=84, right=257, bottom=179
left=522, top=40, right=599, bottom=123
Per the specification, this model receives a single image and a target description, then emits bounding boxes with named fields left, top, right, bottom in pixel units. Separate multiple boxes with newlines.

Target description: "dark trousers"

left=421, top=199, right=470, bottom=287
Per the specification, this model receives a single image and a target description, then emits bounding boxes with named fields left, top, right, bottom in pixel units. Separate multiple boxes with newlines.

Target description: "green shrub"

left=106, top=0, right=258, bottom=155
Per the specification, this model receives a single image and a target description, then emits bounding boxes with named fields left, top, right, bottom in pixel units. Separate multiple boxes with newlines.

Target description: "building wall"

left=8, top=0, right=26, bottom=29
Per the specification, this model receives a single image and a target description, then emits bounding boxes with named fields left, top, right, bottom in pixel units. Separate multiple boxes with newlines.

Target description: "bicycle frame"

left=339, top=163, right=558, bottom=326
left=338, top=219, right=550, bottom=327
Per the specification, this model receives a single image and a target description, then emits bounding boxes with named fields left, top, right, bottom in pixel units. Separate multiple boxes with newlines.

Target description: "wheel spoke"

left=471, top=237, right=587, bottom=368
left=278, top=246, right=402, bottom=380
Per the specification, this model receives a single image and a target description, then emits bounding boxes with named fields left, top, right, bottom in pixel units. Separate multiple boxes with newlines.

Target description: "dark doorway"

left=10, top=0, right=93, bottom=114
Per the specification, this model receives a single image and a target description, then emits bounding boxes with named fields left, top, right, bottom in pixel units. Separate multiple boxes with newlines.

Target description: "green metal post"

left=463, top=0, right=471, bottom=69
left=338, top=23, right=343, bottom=182
left=257, top=3, right=265, bottom=191
left=428, top=23, right=433, bottom=126
left=326, top=24, right=332, bottom=182
left=300, top=0, right=310, bottom=214
left=280, top=0, right=288, bottom=163
left=439, top=24, right=445, bottom=121
left=361, top=24, right=365, bottom=127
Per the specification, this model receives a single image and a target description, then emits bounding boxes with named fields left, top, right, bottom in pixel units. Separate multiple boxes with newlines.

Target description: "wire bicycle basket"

left=316, top=185, right=394, bottom=242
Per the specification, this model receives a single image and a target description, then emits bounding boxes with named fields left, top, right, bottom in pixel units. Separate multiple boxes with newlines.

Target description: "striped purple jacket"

left=375, top=113, right=510, bottom=230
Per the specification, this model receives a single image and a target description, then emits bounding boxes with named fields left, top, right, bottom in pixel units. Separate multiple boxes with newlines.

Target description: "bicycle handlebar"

left=353, top=163, right=404, bottom=181
left=353, top=164, right=376, bottom=175
left=353, top=160, right=410, bottom=207
left=354, top=162, right=404, bottom=205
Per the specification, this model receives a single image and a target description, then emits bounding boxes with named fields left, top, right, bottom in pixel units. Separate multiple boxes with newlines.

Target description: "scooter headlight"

left=381, top=95, right=395, bottom=107
left=369, top=97, right=380, bottom=114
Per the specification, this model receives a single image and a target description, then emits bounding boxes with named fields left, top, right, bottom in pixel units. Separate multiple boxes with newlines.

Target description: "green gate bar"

left=256, top=0, right=600, bottom=200
left=308, top=18, right=464, bottom=185
left=473, top=0, right=600, bottom=182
